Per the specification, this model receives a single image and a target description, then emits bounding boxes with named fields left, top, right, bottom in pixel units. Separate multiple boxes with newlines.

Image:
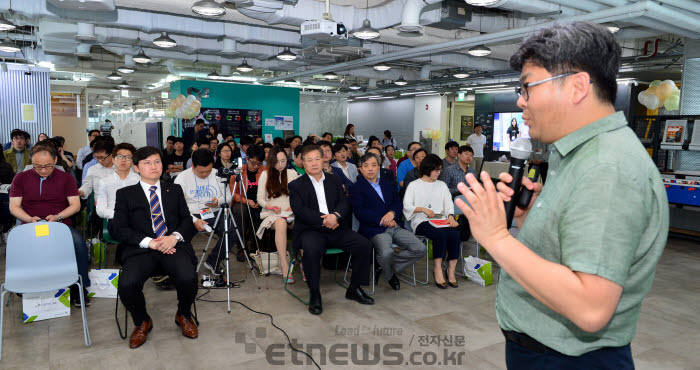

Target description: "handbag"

left=253, top=251, right=282, bottom=275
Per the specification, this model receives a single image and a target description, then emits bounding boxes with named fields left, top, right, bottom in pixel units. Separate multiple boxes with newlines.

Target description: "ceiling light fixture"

left=283, top=78, right=298, bottom=84
left=191, top=0, right=226, bottom=17
left=373, top=63, right=391, bottom=71
left=353, top=19, right=380, bottom=40
left=464, top=0, right=500, bottom=5
left=207, top=71, right=220, bottom=79
left=394, top=76, right=408, bottom=86
left=453, top=70, right=470, bottom=79
left=276, top=47, right=297, bottom=61
left=0, top=14, right=16, bottom=31
left=117, top=65, right=135, bottom=74
left=349, top=84, right=362, bottom=90
left=109, top=87, right=120, bottom=92
left=106, top=71, right=122, bottom=81
left=153, top=32, right=177, bottom=48
left=236, top=59, right=253, bottom=72
left=607, top=25, right=620, bottom=33
left=132, top=49, right=152, bottom=64
left=323, top=71, right=339, bottom=80
left=467, top=44, right=492, bottom=57
left=0, top=38, right=20, bottom=53
left=117, top=82, right=130, bottom=89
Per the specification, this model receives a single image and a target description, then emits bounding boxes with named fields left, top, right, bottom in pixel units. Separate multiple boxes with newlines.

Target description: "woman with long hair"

left=214, top=142, right=234, bottom=170
left=343, top=123, right=356, bottom=141
left=256, top=146, right=300, bottom=282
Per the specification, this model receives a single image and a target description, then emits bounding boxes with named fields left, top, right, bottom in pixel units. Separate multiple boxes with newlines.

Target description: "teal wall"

left=170, top=80, right=299, bottom=138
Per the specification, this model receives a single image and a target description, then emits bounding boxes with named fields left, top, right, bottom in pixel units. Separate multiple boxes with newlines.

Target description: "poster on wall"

left=199, top=108, right=262, bottom=138
left=274, top=115, right=294, bottom=130
left=460, top=115, right=474, bottom=140
left=22, top=103, right=37, bottom=123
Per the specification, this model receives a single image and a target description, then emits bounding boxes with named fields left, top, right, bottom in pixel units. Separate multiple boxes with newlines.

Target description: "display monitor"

left=492, top=112, right=529, bottom=152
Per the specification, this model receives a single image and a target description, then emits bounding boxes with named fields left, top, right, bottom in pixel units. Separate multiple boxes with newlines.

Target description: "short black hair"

left=273, top=137, right=285, bottom=146
left=445, top=141, right=459, bottom=151
left=419, top=154, right=443, bottom=177
left=384, top=130, right=391, bottom=137
left=317, top=140, right=332, bottom=149
left=412, top=148, right=427, bottom=160
left=113, top=142, right=136, bottom=155
left=358, top=152, right=380, bottom=167
left=93, top=138, right=115, bottom=154
left=195, top=118, right=205, bottom=125
left=292, top=135, right=302, bottom=142
left=509, top=21, right=620, bottom=104
left=88, top=129, right=100, bottom=136
left=172, top=137, right=184, bottom=144
left=384, top=144, right=394, bottom=153
left=347, top=138, right=357, bottom=144
left=474, top=124, right=482, bottom=129
left=224, top=134, right=234, bottom=140
left=53, top=136, right=66, bottom=146
left=458, top=145, right=474, bottom=154
left=239, top=135, right=254, bottom=146
left=407, top=141, right=421, bottom=151
left=322, top=132, right=332, bottom=138
left=166, top=135, right=176, bottom=142
left=10, top=129, right=26, bottom=140
left=209, top=137, right=218, bottom=144
left=294, top=145, right=304, bottom=158
left=192, top=148, right=215, bottom=167
left=332, top=142, right=347, bottom=155
left=105, top=119, right=111, bottom=123
left=246, top=145, right=265, bottom=162
left=196, top=137, right=210, bottom=147
left=91, top=135, right=115, bottom=151
left=262, top=142, right=273, bottom=149
left=132, top=146, right=162, bottom=165
left=301, top=144, right=321, bottom=160
left=31, top=142, right=57, bottom=158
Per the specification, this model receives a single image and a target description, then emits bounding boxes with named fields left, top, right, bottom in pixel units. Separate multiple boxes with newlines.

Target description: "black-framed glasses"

left=515, top=72, right=576, bottom=101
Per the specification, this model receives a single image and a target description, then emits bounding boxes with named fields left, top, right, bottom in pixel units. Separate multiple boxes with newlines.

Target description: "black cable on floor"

left=196, top=287, right=322, bottom=370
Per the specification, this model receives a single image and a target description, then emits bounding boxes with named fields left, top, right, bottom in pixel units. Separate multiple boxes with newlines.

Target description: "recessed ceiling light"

left=394, top=76, right=408, bottom=86
left=236, top=59, right=253, bottom=73
left=453, top=71, right=470, bottom=79
left=323, top=71, right=339, bottom=80
left=191, top=0, right=225, bottom=17
left=373, top=63, right=391, bottom=71
left=276, top=48, right=297, bottom=61
left=0, top=38, right=20, bottom=53
left=106, top=71, right=122, bottom=81
left=467, top=44, right=492, bottom=57
left=349, top=84, right=362, bottom=90
left=132, top=49, right=152, bottom=64
left=353, top=19, right=380, bottom=40
left=153, top=32, right=177, bottom=48
left=464, top=0, right=500, bottom=5
left=607, top=25, right=620, bottom=33
left=117, top=82, right=130, bottom=89
left=0, top=14, right=16, bottom=31
left=117, top=66, right=135, bottom=74
left=109, top=87, right=120, bottom=92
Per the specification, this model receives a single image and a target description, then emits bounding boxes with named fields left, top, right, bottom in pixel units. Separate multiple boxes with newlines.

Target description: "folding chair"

left=397, top=221, right=431, bottom=286
left=343, top=252, right=375, bottom=295
left=284, top=248, right=346, bottom=305
left=0, top=222, right=91, bottom=360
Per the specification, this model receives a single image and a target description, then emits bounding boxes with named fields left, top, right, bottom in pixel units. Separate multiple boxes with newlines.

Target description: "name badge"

left=200, top=207, right=215, bottom=220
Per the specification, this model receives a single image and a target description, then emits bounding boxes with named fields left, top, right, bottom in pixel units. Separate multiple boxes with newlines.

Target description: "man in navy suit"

left=350, top=152, right=426, bottom=291
left=289, top=145, right=374, bottom=315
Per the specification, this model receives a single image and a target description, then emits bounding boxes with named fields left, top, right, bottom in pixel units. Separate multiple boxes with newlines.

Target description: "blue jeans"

left=505, top=336, right=633, bottom=370
left=69, top=226, right=90, bottom=287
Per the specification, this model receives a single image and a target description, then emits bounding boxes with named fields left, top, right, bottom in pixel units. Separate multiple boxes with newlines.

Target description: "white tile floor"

left=0, top=235, right=697, bottom=369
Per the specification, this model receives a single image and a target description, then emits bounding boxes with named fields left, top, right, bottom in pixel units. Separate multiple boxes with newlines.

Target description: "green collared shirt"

left=496, top=111, right=669, bottom=356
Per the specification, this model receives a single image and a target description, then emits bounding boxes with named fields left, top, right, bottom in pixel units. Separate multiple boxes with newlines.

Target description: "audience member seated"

left=330, top=142, right=358, bottom=189
left=400, top=148, right=427, bottom=192
left=350, top=153, right=426, bottom=291
left=288, top=135, right=303, bottom=155
left=396, top=141, right=422, bottom=188
left=76, top=129, right=101, bottom=172
left=164, top=135, right=175, bottom=156
left=289, top=145, right=374, bottom=315
left=9, top=142, right=91, bottom=305
left=186, top=138, right=210, bottom=169
left=214, top=142, right=235, bottom=170
left=439, top=145, right=477, bottom=197
left=79, top=138, right=115, bottom=199
left=165, top=137, right=188, bottom=178
left=96, top=143, right=140, bottom=219
left=317, top=140, right=334, bottom=175
left=231, top=145, right=265, bottom=259
left=403, top=154, right=461, bottom=289
left=82, top=136, right=115, bottom=183
left=366, top=147, right=396, bottom=185
left=443, top=141, right=459, bottom=169
left=174, top=149, right=232, bottom=273
left=347, top=139, right=360, bottom=164
left=256, top=147, right=299, bottom=282
left=367, top=136, right=383, bottom=152
left=209, top=137, right=219, bottom=156
left=290, top=146, right=305, bottom=175
left=3, top=129, right=31, bottom=174
left=343, top=124, right=356, bottom=141
left=384, top=145, right=397, bottom=176
left=239, top=136, right=254, bottom=163
left=321, top=132, right=333, bottom=142
left=111, top=146, right=198, bottom=348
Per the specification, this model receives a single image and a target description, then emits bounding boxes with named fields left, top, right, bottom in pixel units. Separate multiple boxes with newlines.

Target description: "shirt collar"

left=308, top=172, right=325, bottom=184
left=140, top=180, right=160, bottom=192
left=553, top=111, right=627, bottom=157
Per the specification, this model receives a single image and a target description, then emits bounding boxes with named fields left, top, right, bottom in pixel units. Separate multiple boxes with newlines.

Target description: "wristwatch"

left=57, top=215, right=63, bottom=222
left=173, top=232, right=184, bottom=242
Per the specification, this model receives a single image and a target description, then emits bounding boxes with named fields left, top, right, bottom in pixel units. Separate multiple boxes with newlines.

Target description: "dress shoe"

left=435, top=281, right=448, bottom=289
left=445, top=268, right=458, bottom=288
left=345, top=287, right=375, bottom=305
left=175, top=314, right=198, bottom=339
left=309, top=289, right=323, bottom=315
left=388, top=274, right=400, bottom=291
left=129, top=316, right=153, bottom=349
left=236, top=247, right=245, bottom=262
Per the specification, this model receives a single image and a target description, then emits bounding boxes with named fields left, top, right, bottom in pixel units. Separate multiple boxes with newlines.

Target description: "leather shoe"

left=309, top=289, right=323, bottom=315
left=129, top=316, right=153, bottom=349
left=345, top=287, right=374, bottom=305
left=388, top=274, right=400, bottom=291
left=175, top=314, right=198, bottom=339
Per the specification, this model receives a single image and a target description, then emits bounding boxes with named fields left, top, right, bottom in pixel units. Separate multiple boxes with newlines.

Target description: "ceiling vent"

left=47, top=0, right=116, bottom=11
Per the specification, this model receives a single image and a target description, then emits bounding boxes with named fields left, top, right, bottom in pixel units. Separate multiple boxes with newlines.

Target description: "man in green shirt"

left=456, top=22, right=668, bottom=369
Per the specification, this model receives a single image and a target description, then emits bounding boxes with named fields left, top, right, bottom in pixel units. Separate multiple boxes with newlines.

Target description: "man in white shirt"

left=174, top=149, right=231, bottom=273
left=79, top=139, right=115, bottom=199
left=76, top=129, right=100, bottom=171
left=466, top=124, right=488, bottom=172
left=95, top=143, right=140, bottom=219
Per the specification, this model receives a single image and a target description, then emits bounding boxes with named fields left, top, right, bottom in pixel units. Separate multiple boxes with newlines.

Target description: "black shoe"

left=345, top=287, right=374, bottom=305
left=236, top=247, right=245, bottom=262
left=70, top=285, right=91, bottom=307
left=388, top=274, right=400, bottom=291
left=445, top=268, right=458, bottom=288
left=308, top=289, right=323, bottom=315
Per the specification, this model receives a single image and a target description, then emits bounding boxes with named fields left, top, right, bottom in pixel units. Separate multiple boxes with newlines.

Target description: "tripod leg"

left=227, top=204, right=261, bottom=289
left=196, top=209, right=223, bottom=273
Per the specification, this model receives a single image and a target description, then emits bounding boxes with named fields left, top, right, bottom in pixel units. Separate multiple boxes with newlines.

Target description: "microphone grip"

left=504, top=158, right=526, bottom=229
left=518, top=164, right=541, bottom=209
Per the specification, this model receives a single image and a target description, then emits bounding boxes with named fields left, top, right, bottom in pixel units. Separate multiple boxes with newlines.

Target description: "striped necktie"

left=149, top=185, right=168, bottom=238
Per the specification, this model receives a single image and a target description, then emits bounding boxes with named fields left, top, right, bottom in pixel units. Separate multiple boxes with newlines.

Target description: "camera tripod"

left=196, top=170, right=260, bottom=313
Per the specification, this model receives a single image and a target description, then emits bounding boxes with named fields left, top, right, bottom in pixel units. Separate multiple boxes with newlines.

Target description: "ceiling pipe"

left=398, top=0, right=443, bottom=33
left=263, top=0, right=668, bottom=83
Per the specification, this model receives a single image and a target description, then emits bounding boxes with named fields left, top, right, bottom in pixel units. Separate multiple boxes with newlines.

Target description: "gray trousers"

left=371, top=227, right=427, bottom=281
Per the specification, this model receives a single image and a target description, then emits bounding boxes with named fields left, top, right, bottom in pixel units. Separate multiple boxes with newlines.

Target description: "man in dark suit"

left=350, top=152, right=426, bottom=291
left=111, top=146, right=198, bottom=348
left=289, top=145, right=374, bottom=315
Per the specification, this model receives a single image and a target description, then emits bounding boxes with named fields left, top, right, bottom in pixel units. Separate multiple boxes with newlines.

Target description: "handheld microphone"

left=504, top=138, right=532, bottom=229
left=518, top=162, right=541, bottom=209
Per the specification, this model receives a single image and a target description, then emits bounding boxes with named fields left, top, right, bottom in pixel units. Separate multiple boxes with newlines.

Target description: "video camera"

left=216, top=157, right=243, bottom=179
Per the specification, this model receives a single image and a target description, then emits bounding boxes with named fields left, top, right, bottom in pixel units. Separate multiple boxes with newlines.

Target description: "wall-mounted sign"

left=21, top=103, right=36, bottom=123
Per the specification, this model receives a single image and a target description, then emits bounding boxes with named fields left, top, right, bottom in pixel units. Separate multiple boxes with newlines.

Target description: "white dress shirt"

left=76, top=145, right=91, bottom=170
left=95, top=169, right=140, bottom=219
left=308, top=173, right=329, bottom=215
left=138, top=180, right=169, bottom=248
left=80, top=162, right=115, bottom=198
